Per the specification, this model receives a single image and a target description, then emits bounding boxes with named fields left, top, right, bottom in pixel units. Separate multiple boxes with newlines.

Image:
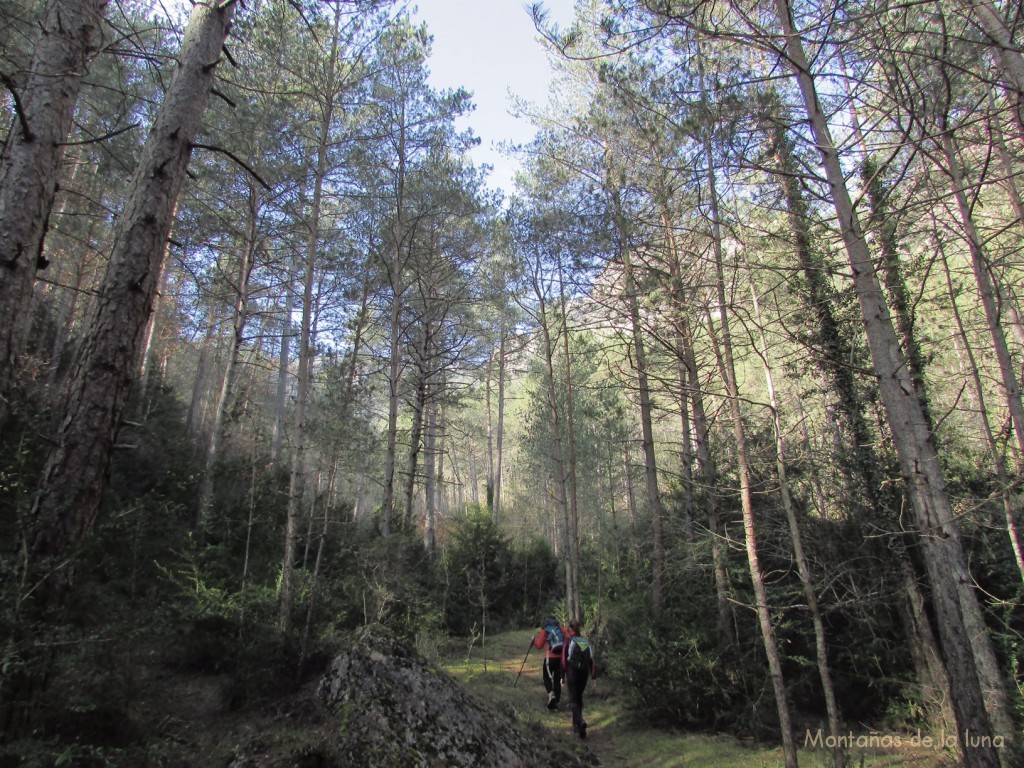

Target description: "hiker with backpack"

left=531, top=616, right=567, bottom=709
left=561, top=618, right=596, bottom=739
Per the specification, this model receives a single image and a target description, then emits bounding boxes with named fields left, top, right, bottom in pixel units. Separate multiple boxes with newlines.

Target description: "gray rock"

left=318, top=625, right=582, bottom=767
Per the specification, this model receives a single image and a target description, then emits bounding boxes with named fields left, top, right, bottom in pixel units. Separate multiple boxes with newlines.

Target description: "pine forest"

left=1, top=0, right=1024, bottom=766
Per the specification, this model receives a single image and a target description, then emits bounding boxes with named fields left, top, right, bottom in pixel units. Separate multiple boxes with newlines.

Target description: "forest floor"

left=21, top=622, right=962, bottom=766
left=437, top=629, right=956, bottom=768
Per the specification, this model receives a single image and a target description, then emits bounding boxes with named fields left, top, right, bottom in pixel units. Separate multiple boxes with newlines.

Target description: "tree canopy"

left=2, top=0, right=1023, bottom=765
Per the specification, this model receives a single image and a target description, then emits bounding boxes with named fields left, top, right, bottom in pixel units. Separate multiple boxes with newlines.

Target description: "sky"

left=408, top=0, right=577, bottom=195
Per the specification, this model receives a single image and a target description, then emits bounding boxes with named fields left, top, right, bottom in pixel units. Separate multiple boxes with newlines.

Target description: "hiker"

left=531, top=616, right=566, bottom=709
left=561, top=618, right=596, bottom=738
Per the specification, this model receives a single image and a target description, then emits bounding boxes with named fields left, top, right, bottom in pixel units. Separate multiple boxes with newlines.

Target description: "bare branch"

left=59, top=122, right=140, bottom=147
left=1, top=73, right=33, bottom=141
left=190, top=142, right=272, bottom=190
left=211, top=87, right=237, bottom=108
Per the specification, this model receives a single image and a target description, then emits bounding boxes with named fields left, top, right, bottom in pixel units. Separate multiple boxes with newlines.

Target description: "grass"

left=436, top=628, right=955, bottom=768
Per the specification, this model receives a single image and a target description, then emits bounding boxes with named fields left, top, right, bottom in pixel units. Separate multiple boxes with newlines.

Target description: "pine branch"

left=59, top=122, right=140, bottom=147
left=190, top=143, right=271, bottom=190
left=1, top=73, right=33, bottom=141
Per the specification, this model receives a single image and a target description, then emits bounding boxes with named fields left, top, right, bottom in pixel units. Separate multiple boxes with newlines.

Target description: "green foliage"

left=335, top=523, right=440, bottom=644
left=439, top=507, right=560, bottom=635
left=603, top=564, right=774, bottom=735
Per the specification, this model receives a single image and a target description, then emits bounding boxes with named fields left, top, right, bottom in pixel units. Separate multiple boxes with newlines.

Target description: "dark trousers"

left=565, top=663, right=590, bottom=731
left=542, top=656, right=562, bottom=702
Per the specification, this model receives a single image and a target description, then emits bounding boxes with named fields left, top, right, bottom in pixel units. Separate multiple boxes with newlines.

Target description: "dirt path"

left=441, top=629, right=634, bottom=766
left=441, top=628, right=948, bottom=768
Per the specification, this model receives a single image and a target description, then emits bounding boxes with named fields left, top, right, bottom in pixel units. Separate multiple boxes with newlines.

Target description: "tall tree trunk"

left=196, top=188, right=260, bottom=531
left=898, top=561, right=958, bottom=735
left=271, top=258, right=296, bottom=463
left=437, top=381, right=448, bottom=520
left=613, top=199, right=666, bottom=615
left=380, top=121, right=409, bottom=537
left=939, top=124, right=1024, bottom=463
left=962, top=0, right=1024, bottom=101
left=494, top=328, right=507, bottom=522
left=424, top=378, right=438, bottom=560
left=842, top=52, right=931, bottom=419
left=863, top=156, right=932, bottom=425
left=404, top=365, right=427, bottom=527
left=556, top=251, right=582, bottom=623
left=186, top=307, right=220, bottom=437
left=281, top=6, right=340, bottom=629
left=486, top=345, right=495, bottom=512
left=696, top=44, right=796, bottom=759
left=941, top=239, right=1024, bottom=584
left=678, top=297, right=732, bottom=644
left=772, top=1, right=1002, bottom=761
left=299, top=460, right=335, bottom=676
left=706, top=295, right=798, bottom=768
left=752, top=279, right=843, bottom=767
left=26, top=0, right=235, bottom=587
left=280, top=214, right=315, bottom=632
left=0, top=0, right=108, bottom=428
left=783, top=61, right=961, bottom=745
left=934, top=124, right=1022, bottom=755
left=532, top=252, right=579, bottom=620
left=988, top=87, right=1024, bottom=260
left=381, top=276, right=403, bottom=535
left=137, top=252, right=171, bottom=403
left=767, top=108, right=880, bottom=514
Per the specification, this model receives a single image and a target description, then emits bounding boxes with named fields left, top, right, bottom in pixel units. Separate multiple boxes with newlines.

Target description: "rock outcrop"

left=318, top=625, right=584, bottom=767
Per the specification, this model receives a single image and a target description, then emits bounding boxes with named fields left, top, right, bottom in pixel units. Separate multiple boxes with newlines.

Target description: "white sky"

left=408, top=0, right=577, bottom=195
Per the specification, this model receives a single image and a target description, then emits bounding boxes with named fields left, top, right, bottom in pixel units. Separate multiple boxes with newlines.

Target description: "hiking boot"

left=547, top=692, right=557, bottom=710
left=579, top=721, right=587, bottom=739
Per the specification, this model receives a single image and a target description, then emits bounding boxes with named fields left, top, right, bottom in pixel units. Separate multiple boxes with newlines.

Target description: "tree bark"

left=531, top=248, right=580, bottom=621
left=494, top=328, right=507, bottom=521
left=941, top=236, right=1024, bottom=584
left=271, top=259, right=296, bottom=462
left=556, top=250, right=583, bottom=623
left=963, top=0, right=1024, bottom=101
left=380, top=122, right=408, bottom=536
left=486, top=345, right=495, bottom=512
left=137, top=251, right=170, bottom=403
left=26, top=0, right=235, bottom=587
left=196, top=187, right=259, bottom=531
left=752, top=279, right=843, bottom=767
left=404, top=355, right=428, bottom=527
left=281, top=5, right=339, bottom=630
left=939, top=124, right=1024, bottom=464
left=614, top=195, right=666, bottom=616
left=0, top=0, right=108, bottom=428
left=424, top=378, right=438, bottom=560
left=771, top=1, right=1002, bottom=761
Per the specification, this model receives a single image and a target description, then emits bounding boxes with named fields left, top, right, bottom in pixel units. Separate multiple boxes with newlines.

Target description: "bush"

left=438, top=508, right=559, bottom=636
left=604, top=585, right=774, bottom=736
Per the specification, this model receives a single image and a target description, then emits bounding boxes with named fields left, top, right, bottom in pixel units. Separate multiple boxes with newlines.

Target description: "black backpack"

left=543, top=618, right=564, bottom=653
left=566, top=635, right=592, bottom=671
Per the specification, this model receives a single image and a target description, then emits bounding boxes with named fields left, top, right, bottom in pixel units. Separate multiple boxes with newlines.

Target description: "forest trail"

left=438, top=629, right=950, bottom=768
left=438, top=628, right=631, bottom=766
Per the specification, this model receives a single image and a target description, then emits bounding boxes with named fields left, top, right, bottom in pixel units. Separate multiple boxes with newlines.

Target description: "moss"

left=336, top=700, right=352, bottom=740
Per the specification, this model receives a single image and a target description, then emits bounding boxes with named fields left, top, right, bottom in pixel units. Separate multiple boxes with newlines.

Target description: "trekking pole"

left=513, top=643, right=532, bottom=687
